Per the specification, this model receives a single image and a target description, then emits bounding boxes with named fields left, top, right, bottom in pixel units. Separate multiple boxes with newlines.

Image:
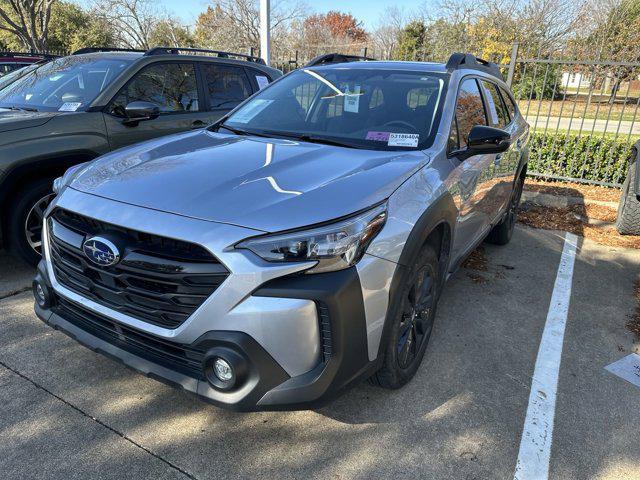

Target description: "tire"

left=7, top=178, right=56, bottom=266
left=616, top=154, right=640, bottom=235
left=371, top=243, right=440, bottom=389
left=487, top=173, right=525, bottom=246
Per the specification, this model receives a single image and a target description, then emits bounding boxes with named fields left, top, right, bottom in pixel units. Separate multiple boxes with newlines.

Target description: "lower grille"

left=55, top=297, right=206, bottom=380
left=48, top=208, right=229, bottom=329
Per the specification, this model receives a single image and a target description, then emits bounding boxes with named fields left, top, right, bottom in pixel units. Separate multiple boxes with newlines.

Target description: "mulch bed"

left=524, top=179, right=622, bottom=203
left=627, top=279, right=640, bottom=341
left=519, top=180, right=640, bottom=249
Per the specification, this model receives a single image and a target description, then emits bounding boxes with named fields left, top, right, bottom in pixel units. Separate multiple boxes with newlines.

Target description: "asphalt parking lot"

left=1, top=225, right=639, bottom=480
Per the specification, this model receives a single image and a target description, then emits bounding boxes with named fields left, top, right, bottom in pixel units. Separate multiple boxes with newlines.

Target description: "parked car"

left=0, top=47, right=280, bottom=265
left=34, top=52, right=529, bottom=411
left=616, top=140, right=640, bottom=235
left=0, top=52, right=56, bottom=76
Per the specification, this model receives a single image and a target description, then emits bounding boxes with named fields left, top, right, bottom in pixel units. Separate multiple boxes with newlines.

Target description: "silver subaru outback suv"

left=34, top=53, right=529, bottom=411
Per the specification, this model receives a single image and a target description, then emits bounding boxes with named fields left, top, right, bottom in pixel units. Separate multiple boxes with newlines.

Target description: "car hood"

left=70, top=130, right=430, bottom=232
left=0, top=109, right=58, bottom=133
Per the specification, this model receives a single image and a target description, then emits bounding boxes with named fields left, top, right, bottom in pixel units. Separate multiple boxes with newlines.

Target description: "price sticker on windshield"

left=255, top=75, right=269, bottom=90
left=59, top=102, right=82, bottom=112
left=388, top=133, right=419, bottom=147
left=344, top=85, right=361, bottom=113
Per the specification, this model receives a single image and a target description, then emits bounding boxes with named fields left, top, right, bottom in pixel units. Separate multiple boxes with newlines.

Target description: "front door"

left=449, top=77, right=497, bottom=262
left=103, top=62, right=212, bottom=150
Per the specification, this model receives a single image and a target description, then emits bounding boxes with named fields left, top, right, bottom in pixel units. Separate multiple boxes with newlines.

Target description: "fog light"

left=35, top=283, right=46, bottom=305
left=32, top=277, right=52, bottom=309
left=214, top=357, right=233, bottom=382
left=203, top=348, right=248, bottom=391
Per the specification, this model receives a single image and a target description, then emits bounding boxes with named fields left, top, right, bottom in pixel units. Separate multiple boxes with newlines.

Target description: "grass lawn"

left=519, top=99, right=639, bottom=122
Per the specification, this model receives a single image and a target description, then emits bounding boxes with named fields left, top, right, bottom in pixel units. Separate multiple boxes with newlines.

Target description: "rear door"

left=198, top=63, right=256, bottom=125
left=479, top=79, right=519, bottom=216
left=103, top=62, right=211, bottom=150
left=449, top=77, right=496, bottom=261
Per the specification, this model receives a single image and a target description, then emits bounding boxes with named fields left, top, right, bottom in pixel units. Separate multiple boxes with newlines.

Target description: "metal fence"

left=506, top=43, right=639, bottom=187
left=271, top=43, right=639, bottom=187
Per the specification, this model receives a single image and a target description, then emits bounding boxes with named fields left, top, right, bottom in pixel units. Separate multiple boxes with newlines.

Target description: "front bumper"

left=35, top=260, right=376, bottom=411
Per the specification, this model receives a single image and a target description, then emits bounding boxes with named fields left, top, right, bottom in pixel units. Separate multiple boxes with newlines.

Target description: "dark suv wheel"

left=616, top=150, right=640, bottom=235
left=7, top=178, right=55, bottom=266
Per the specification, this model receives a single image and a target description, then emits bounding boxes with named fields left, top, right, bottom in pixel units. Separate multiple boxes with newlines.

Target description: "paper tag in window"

left=58, top=102, right=82, bottom=112
left=255, top=75, right=269, bottom=90
left=388, top=133, right=419, bottom=147
left=344, top=85, right=361, bottom=113
left=230, top=99, right=273, bottom=123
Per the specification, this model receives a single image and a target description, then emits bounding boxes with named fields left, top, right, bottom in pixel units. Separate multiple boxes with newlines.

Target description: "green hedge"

left=528, top=132, right=635, bottom=185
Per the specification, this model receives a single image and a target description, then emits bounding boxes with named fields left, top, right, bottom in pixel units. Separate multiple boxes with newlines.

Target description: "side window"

left=109, top=63, right=199, bottom=116
left=481, top=80, right=509, bottom=128
left=454, top=78, right=487, bottom=149
left=500, top=86, right=518, bottom=120
left=202, top=64, right=252, bottom=110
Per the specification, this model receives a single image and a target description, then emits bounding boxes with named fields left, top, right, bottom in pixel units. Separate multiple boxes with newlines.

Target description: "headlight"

left=52, top=162, right=89, bottom=194
left=236, top=204, right=387, bottom=274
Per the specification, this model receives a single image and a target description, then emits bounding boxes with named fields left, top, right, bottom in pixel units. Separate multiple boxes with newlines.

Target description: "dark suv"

left=0, top=47, right=281, bottom=265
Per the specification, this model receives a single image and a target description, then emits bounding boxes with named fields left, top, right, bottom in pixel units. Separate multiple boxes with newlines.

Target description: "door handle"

left=494, top=154, right=503, bottom=165
left=191, top=120, right=206, bottom=129
left=516, top=138, right=523, bottom=148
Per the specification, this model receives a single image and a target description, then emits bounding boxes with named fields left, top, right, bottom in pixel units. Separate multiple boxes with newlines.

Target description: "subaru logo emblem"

left=82, top=236, right=120, bottom=267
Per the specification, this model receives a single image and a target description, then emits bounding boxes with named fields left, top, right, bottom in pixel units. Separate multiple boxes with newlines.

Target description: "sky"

left=160, top=0, right=426, bottom=29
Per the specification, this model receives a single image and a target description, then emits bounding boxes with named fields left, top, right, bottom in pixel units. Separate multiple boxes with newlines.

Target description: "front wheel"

left=7, top=178, right=56, bottom=266
left=371, top=243, right=440, bottom=389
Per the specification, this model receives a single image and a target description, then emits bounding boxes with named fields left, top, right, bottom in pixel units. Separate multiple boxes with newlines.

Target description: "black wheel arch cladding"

left=375, top=192, right=456, bottom=361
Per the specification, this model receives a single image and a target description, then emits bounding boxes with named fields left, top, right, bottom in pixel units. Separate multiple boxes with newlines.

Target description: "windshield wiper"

left=5, top=105, right=38, bottom=112
left=218, top=123, right=275, bottom=139
left=260, top=130, right=362, bottom=149
left=218, top=124, right=249, bottom=135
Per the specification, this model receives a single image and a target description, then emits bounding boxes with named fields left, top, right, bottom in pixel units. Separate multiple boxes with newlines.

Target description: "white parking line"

left=513, top=232, right=578, bottom=480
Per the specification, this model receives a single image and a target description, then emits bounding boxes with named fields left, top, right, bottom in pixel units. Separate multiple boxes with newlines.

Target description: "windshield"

left=221, top=68, right=448, bottom=150
left=0, top=56, right=133, bottom=112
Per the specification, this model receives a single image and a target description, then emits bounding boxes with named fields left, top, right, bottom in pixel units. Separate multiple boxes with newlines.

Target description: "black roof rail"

left=144, top=47, right=266, bottom=64
left=446, top=53, right=503, bottom=80
left=72, top=47, right=145, bottom=55
left=304, top=52, right=376, bottom=67
left=0, top=51, right=59, bottom=59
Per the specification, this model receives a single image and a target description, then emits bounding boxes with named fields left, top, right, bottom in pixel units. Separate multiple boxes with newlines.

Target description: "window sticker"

left=58, top=102, right=82, bottom=112
left=366, top=131, right=391, bottom=142
left=230, top=99, right=273, bottom=123
left=343, top=85, right=361, bottom=113
left=388, top=133, right=419, bottom=147
left=255, top=75, right=269, bottom=90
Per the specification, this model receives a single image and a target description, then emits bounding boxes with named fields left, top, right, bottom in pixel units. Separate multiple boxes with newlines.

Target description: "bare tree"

left=0, top=0, right=57, bottom=51
left=371, top=6, right=406, bottom=59
left=195, top=0, right=306, bottom=55
left=91, top=0, right=160, bottom=49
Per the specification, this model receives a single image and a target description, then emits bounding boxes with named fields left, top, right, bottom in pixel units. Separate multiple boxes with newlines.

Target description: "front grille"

left=54, top=297, right=206, bottom=380
left=48, top=208, right=229, bottom=329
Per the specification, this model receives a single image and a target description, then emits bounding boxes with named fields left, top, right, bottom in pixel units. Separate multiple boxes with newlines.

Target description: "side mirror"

left=466, top=125, right=511, bottom=155
left=123, top=101, right=160, bottom=126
